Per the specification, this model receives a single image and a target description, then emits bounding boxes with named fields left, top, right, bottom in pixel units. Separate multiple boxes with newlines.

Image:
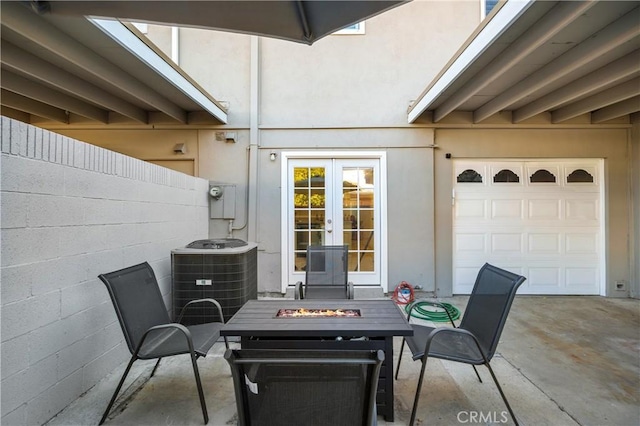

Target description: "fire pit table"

left=221, top=299, right=413, bottom=422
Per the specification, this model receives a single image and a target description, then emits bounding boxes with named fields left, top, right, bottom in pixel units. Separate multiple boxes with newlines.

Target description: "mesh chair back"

left=306, top=245, right=349, bottom=286
left=225, top=349, right=383, bottom=426
left=459, top=263, right=526, bottom=360
left=99, top=262, right=172, bottom=355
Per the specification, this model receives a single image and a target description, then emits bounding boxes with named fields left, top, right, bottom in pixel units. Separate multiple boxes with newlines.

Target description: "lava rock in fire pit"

left=276, top=308, right=361, bottom=318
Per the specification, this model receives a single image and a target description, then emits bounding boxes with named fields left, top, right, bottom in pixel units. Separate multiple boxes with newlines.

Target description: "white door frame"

left=280, top=151, right=388, bottom=293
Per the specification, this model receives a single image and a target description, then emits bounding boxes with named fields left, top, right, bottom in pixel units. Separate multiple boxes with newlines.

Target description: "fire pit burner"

left=276, top=308, right=361, bottom=318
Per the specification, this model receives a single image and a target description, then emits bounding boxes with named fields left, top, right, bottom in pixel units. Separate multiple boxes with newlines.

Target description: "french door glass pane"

left=342, top=167, right=375, bottom=272
left=293, top=167, right=326, bottom=271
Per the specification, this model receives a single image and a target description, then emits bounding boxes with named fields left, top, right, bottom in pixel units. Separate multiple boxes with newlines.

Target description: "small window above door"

left=493, top=169, right=520, bottom=183
left=567, top=169, right=594, bottom=183
left=457, top=169, right=483, bottom=183
left=530, top=169, right=557, bottom=183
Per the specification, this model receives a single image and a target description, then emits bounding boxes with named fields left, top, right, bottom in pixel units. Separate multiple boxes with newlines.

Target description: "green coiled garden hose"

left=405, top=300, right=461, bottom=322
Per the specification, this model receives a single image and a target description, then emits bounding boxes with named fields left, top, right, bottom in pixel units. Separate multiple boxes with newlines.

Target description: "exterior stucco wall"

left=433, top=128, right=631, bottom=297
left=259, top=0, right=478, bottom=127
left=257, top=128, right=436, bottom=294
left=148, top=0, right=479, bottom=129
left=178, top=30, right=252, bottom=125
left=0, top=118, right=210, bottom=425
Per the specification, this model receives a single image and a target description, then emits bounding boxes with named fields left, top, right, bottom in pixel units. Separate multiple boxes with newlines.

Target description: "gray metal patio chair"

left=395, top=263, right=526, bottom=426
left=98, top=262, right=228, bottom=425
left=225, top=348, right=384, bottom=426
left=295, top=244, right=354, bottom=299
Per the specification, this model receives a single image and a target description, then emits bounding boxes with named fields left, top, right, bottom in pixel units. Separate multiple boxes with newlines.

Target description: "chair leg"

left=484, top=362, right=519, bottom=426
left=150, top=358, right=162, bottom=378
left=100, top=355, right=137, bottom=425
left=395, top=338, right=406, bottom=380
left=472, top=365, right=483, bottom=383
left=409, top=357, right=429, bottom=426
left=189, top=351, right=209, bottom=424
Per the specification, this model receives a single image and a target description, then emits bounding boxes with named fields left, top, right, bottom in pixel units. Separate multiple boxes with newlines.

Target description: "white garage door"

left=453, top=160, right=604, bottom=295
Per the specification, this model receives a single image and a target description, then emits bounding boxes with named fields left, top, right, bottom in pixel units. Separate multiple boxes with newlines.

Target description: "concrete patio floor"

left=46, top=296, right=639, bottom=426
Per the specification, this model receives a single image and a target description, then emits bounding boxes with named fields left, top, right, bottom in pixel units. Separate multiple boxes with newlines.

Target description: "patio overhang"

left=0, top=1, right=228, bottom=126
left=408, top=0, right=640, bottom=125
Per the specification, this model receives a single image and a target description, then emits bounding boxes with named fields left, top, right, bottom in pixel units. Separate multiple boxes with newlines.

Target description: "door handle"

left=326, top=219, right=333, bottom=233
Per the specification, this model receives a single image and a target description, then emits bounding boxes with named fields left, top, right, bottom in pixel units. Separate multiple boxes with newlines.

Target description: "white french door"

left=281, top=152, right=387, bottom=291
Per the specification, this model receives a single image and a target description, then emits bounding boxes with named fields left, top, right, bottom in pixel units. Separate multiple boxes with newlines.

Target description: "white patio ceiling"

left=408, top=0, right=640, bottom=125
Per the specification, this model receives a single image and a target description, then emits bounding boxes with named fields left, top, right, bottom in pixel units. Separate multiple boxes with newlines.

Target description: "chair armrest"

left=134, top=323, right=194, bottom=357
left=177, top=298, right=225, bottom=324
left=295, top=281, right=304, bottom=299
left=424, top=327, right=489, bottom=363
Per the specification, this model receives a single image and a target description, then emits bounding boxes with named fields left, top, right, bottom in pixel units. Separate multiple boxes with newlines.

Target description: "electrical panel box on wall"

left=209, top=183, right=236, bottom=219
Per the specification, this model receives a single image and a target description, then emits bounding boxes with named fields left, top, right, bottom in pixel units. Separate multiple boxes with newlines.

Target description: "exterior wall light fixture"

left=173, top=143, right=187, bottom=154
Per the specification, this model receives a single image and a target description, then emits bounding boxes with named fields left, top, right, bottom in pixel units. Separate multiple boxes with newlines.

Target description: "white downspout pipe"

left=247, top=36, right=260, bottom=242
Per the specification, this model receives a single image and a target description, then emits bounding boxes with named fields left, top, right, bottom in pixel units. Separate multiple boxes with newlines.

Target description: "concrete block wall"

left=0, top=117, right=210, bottom=425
